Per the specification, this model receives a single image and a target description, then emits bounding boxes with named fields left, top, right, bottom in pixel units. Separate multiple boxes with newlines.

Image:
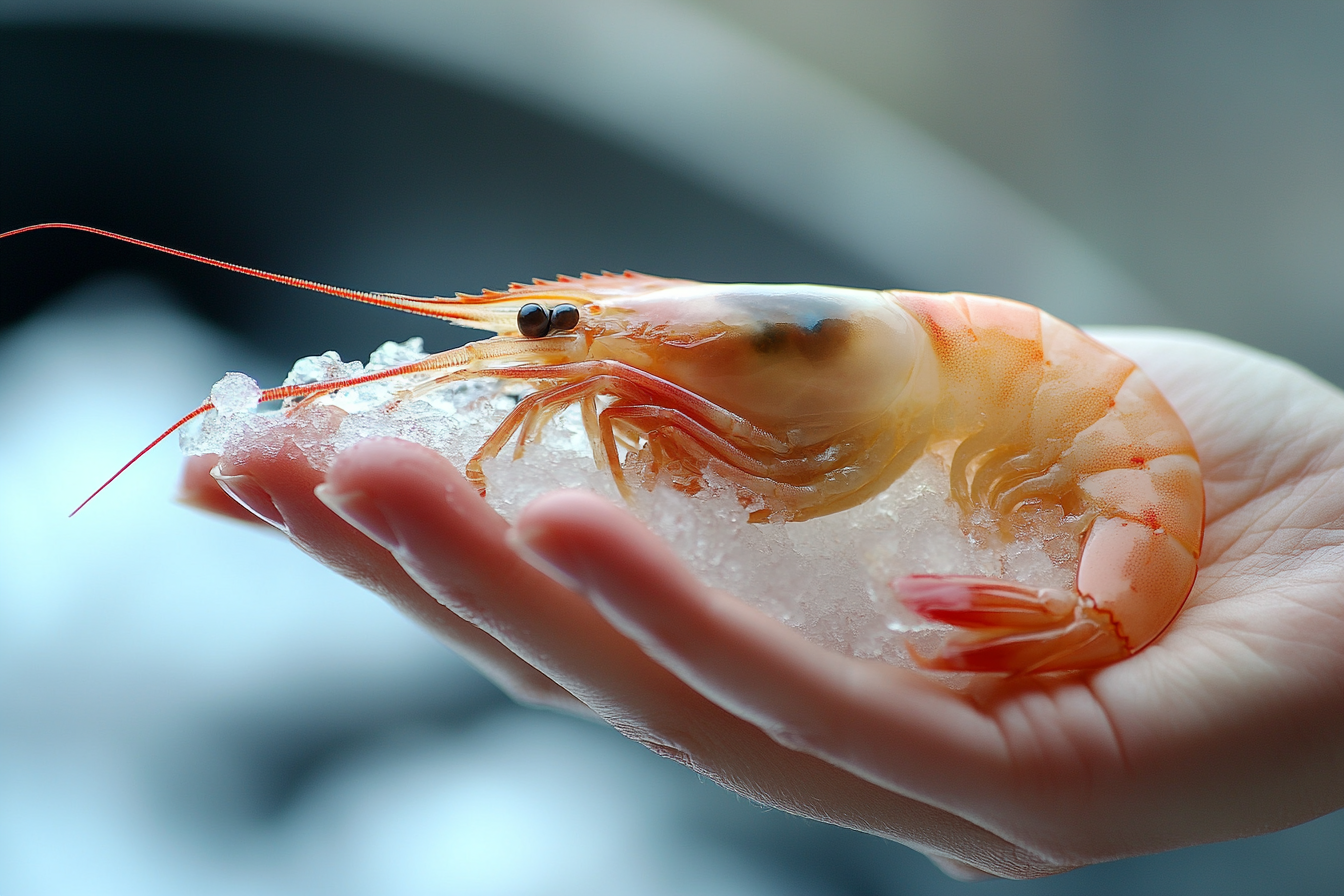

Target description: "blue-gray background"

left=2, top=4, right=1342, bottom=892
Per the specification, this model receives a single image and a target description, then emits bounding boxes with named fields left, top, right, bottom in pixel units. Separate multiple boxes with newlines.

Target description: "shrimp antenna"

left=65, top=351, right=463, bottom=517
left=68, top=404, right=216, bottom=517
left=0, top=222, right=466, bottom=515
left=0, top=222, right=450, bottom=318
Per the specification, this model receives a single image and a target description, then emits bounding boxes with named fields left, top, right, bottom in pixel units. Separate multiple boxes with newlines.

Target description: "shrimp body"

left=322, top=273, right=1202, bottom=675
left=4, top=225, right=1199, bottom=675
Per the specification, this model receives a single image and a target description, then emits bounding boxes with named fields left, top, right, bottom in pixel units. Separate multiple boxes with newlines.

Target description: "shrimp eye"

left=550, top=303, right=580, bottom=332
left=518, top=302, right=551, bottom=338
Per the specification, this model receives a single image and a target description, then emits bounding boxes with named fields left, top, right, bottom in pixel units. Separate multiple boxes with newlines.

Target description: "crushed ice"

left=182, top=339, right=1078, bottom=670
left=209, top=372, right=262, bottom=416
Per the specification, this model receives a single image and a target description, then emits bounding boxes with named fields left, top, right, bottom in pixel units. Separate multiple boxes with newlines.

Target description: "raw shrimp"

left=4, top=223, right=1203, bottom=674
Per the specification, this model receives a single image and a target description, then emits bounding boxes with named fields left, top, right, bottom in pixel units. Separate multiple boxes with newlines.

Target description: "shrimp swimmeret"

left=7, top=223, right=1203, bottom=675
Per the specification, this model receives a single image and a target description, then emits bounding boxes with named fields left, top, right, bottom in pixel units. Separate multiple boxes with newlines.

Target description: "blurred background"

left=2, top=1, right=1343, bottom=893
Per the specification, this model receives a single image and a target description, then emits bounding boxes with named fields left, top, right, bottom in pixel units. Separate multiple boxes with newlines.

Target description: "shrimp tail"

left=896, top=575, right=1131, bottom=674
left=896, top=512, right=1198, bottom=673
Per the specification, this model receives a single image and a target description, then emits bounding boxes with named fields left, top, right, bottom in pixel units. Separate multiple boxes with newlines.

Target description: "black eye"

left=517, top=302, right=550, bottom=338
left=550, top=303, right=580, bottom=331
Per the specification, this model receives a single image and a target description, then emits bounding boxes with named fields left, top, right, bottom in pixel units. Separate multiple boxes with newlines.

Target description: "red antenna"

left=66, top=353, right=459, bottom=517
left=68, top=404, right=216, bottom=517
left=0, top=223, right=463, bottom=515
left=0, top=222, right=453, bottom=318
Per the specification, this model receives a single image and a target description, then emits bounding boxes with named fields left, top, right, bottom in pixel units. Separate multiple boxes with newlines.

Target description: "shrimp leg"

left=461, top=371, right=851, bottom=494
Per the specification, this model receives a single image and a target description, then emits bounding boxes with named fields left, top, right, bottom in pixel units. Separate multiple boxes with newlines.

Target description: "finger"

left=513, top=489, right=1011, bottom=811
left=316, top=436, right=713, bottom=710
left=176, top=453, right=271, bottom=526
left=317, top=437, right=1054, bottom=877
left=213, top=414, right=585, bottom=714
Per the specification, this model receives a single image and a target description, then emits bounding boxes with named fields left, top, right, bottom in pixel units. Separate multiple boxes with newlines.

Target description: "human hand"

left=182, top=329, right=1344, bottom=878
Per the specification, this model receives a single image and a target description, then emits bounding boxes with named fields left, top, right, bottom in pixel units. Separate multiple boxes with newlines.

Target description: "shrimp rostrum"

left=13, top=225, right=1202, bottom=675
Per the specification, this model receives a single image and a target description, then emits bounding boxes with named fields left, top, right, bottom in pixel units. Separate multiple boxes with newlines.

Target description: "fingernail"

left=212, top=470, right=287, bottom=531
left=506, top=525, right=588, bottom=596
left=926, top=855, right=992, bottom=881
left=315, top=483, right=401, bottom=551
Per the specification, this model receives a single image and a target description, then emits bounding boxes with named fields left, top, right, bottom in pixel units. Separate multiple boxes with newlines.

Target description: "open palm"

left=188, top=328, right=1344, bottom=878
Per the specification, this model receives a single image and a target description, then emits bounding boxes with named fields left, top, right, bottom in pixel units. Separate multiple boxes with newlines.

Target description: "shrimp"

left=4, top=223, right=1203, bottom=674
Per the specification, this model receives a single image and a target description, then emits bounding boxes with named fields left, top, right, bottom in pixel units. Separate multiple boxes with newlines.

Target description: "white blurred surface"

left=0, top=280, right=453, bottom=733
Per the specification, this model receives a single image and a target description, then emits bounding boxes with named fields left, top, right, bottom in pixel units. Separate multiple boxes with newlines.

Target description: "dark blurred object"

left=0, top=25, right=885, bottom=364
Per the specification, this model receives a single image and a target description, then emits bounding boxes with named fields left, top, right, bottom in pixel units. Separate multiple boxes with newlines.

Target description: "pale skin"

left=181, top=328, right=1344, bottom=879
